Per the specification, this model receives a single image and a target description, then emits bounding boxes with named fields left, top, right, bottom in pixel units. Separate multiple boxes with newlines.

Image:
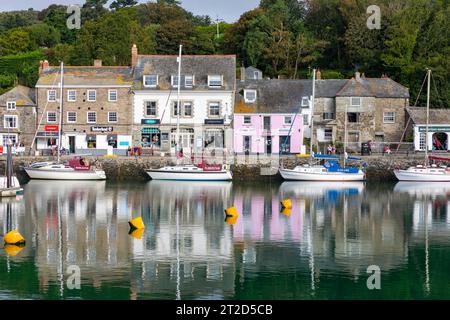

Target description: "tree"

left=82, top=0, right=108, bottom=21
left=0, top=29, right=31, bottom=55
left=110, top=0, right=138, bottom=10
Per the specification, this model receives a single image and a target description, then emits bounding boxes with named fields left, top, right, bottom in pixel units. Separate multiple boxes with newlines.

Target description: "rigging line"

left=431, top=73, right=444, bottom=108
left=29, top=68, right=61, bottom=152
left=413, top=73, right=428, bottom=107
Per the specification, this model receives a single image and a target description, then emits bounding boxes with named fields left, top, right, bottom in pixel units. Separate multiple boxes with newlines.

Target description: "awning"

left=86, top=134, right=96, bottom=141
left=142, top=128, right=160, bottom=134
left=36, top=132, right=59, bottom=138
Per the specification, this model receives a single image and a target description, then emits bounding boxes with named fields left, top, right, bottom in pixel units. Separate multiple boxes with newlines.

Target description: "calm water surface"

left=1, top=180, right=450, bottom=300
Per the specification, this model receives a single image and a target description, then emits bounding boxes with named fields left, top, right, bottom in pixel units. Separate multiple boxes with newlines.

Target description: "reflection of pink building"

left=234, top=79, right=306, bottom=155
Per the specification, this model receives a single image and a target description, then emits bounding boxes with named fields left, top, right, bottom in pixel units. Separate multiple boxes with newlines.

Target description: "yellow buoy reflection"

left=4, top=244, right=25, bottom=256
left=225, top=215, right=238, bottom=225
left=4, top=230, right=26, bottom=245
left=280, top=199, right=292, bottom=209
left=129, top=228, right=145, bottom=240
left=281, top=208, right=292, bottom=217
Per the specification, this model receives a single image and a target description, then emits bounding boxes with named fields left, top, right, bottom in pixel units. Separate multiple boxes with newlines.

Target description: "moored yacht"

left=147, top=161, right=232, bottom=181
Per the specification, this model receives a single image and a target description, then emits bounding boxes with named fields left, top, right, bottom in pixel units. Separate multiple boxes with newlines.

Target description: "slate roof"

left=0, top=85, right=35, bottom=106
left=36, top=66, right=133, bottom=87
left=133, top=55, right=236, bottom=91
left=407, top=107, right=450, bottom=125
left=235, top=79, right=347, bottom=114
left=337, top=77, right=409, bottom=98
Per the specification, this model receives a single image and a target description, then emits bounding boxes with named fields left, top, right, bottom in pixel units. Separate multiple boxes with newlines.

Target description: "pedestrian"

left=327, top=144, right=332, bottom=155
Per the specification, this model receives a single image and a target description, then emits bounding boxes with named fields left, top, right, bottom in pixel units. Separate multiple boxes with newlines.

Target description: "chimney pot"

left=131, top=44, right=138, bottom=68
left=42, top=60, right=49, bottom=72
left=94, top=59, right=102, bottom=67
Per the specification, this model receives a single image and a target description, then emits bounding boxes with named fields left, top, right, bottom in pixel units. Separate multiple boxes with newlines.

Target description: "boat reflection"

left=394, top=181, right=450, bottom=197
left=279, top=181, right=365, bottom=198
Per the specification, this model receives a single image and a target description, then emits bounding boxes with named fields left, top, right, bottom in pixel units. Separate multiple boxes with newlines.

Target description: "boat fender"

left=4, top=230, right=26, bottom=245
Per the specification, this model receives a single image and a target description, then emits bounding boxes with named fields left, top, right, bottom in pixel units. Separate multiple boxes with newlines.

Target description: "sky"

left=0, top=0, right=260, bottom=22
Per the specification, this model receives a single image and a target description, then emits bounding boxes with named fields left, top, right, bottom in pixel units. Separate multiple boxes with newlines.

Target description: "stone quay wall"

left=0, top=153, right=433, bottom=184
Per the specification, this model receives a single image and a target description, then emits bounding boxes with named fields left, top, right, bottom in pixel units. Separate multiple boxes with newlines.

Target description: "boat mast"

left=425, top=69, right=431, bottom=166
left=310, top=68, right=316, bottom=157
left=344, top=103, right=348, bottom=168
left=57, top=61, right=64, bottom=163
left=176, top=45, right=182, bottom=165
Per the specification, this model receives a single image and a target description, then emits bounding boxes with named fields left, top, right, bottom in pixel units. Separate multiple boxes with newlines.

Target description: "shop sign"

left=141, top=119, right=160, bottom=125
left=418, top=126, right=450, bottom=133
left=91, top=126, right=113, bottom=132
left=205, top=119, right=224, bottom=125
left=44, top=125, right=59, bottom=132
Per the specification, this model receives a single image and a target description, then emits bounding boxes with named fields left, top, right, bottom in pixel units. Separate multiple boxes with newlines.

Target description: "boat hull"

left=394, top=169, right=450, bottom=182
left=279, top=168, right=365, bottom=181
left=147, top=169, right=232, bottom=181
left=24, top=168, right=106, bottom=180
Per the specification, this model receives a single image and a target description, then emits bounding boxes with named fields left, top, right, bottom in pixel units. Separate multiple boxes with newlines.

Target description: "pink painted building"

left=234, top=78, right=306, bottom=155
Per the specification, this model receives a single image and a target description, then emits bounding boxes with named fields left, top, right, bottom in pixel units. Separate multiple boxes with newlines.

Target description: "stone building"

left=131, top=45, right=236, bottom=156
left=35, top=60, right=133, bottom=155
left=0, top=85, right=36, bottom=153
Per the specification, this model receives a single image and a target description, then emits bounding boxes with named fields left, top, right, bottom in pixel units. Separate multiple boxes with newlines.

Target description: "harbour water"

left=1, top=180, right=450, bottom=300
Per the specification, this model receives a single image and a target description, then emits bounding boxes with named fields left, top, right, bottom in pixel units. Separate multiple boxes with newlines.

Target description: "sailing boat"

left=279, top=69, right=365, bottom=181
left=394, top=69, right=450, bottom=181
left=24, top=62, right=106, bottom=180
left=146, top=45, right=232, bottom=181
left=0, top=141, right=23, bottom=197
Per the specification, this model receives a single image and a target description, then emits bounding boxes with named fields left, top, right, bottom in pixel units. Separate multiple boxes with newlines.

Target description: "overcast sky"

left=0, top=0, right=260, bottom=22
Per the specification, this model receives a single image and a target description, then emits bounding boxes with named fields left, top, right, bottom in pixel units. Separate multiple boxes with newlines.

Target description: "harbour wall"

left=0, top=154, right=430, bottom=184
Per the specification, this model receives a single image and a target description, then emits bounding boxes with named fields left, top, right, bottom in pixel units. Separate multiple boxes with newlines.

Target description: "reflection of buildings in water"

left=23, top=180, right=134, bottom=292
left=136, top=181, right=235, bottom=299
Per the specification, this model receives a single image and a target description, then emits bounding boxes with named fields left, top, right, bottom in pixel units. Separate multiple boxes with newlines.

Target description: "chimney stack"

left=355, top=71, right=361, bottom=81
left=41, top=60, right=49, bottom=73
left=240, top=66, right=246, bottom=81
left=131, top=44, right=138, bottom=68
left=94, top=59, right=102, bottom=67
left=316, top=68, right=321, bottom=80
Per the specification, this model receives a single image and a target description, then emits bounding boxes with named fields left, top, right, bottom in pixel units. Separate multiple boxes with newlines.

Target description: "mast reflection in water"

left=1, top=180, right=450, bottom=299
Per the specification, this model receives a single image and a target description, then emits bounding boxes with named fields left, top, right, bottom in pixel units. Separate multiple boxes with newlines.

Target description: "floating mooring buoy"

left=4, top=230, right=25, bottom=245
left=224, top=207, right=238, bottom=218
left=280, top=199, right=292, bottom=209
left=128, top=217, right=145, bottom=230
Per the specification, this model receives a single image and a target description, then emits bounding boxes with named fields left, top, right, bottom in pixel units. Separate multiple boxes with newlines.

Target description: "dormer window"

left=244, top=90, right=257, bottom=103
left=301, top=97, right=309, bottom=107
left=143, top=75, right=158, bottom=87
left=6, top=101, right=16, bottom=110
left=208, top=75, right=222, bottom=88
left=351, top=97, right=361, bottom=107
left=171, top=75, right=180, bottom=88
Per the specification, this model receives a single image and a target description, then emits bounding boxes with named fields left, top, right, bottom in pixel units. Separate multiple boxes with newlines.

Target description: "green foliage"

left=0, top=9, right=39, bottom=34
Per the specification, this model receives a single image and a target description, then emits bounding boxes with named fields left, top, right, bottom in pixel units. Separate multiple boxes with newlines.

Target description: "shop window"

left=47, top=138, right=57, bottom=147
left=87, top=136, right=96, bottom=149
left=141, top=128, right=161, bottom=148
left=204, top=129, right=224, bottom=148
left=108, top=136, right=117, bottom=148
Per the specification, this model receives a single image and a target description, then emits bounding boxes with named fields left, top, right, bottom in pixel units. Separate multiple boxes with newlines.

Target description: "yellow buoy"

left=129, top=228, right=145, bottom=240
left=281, top=208, right=292, bottom=217
left=129, top=217, right=145, bottom=230
left=4, top=230, right=26, bottom=245
left=280, top=199, right=292, bottom=209
left=224, top=207, right=238, bottom=217
left=4, top=244, right=25, bottom=256
left=225, top=215, right=238, bottom=225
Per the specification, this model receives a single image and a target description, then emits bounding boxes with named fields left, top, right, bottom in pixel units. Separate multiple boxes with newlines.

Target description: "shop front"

left=414, top=125, right=450, bottom=151
left=36, top=132, right=59, bottom=155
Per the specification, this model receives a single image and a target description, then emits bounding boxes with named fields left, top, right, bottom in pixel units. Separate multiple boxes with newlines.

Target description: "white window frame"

left=108, top=89, right=118, bottom=102
left=350, top=97, right=361, bottom=107
left=324, top=129, right=333, bottom=141
left=145, top=101, right=157, bottom=117
left=208, top=102, right=221, bottom=117
left=171, top=75, right=180, bottom=88
left=303, top=114, right=309, bottom=125
left=87, top=90, right=96, bottom=102
left=284, top=116, right=292, bottom=125
left=244, top=90, right=257, bottom=103
left=6, top=101, right=16, bottom=110
left=67, top=90, right=76, bottom=102
left=323, top=112, right=335, bottom=120
left=47, top=90, right=56, bottom=102
left=2, top=134, right=17, bottom=146
left=185, top=75, right=194, bottom=88
left=243, top=116, right=251, bottom=124
left=143, top=75, right=158, bottom=88
left=87, top=111, right=97, bottom=123
left=67, top=111, right=77, bottom=123
left=183, top=102, right=193, bottom=117
left=3, top=115, right=18, bottom=129
left=383, top=112, right=395, bottom=123
left=301, top=96, right=309, bottom=107
left=47, top=111, right=57, bottom=123
left=208, top=75, right=223, bottom=88
left=419, top=132, right=426, bottom=151
left=108, top=111, right=118, bottom=123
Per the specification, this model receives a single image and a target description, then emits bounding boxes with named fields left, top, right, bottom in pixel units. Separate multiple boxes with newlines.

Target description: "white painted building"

left=131, top=47, right=236, bottom=156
